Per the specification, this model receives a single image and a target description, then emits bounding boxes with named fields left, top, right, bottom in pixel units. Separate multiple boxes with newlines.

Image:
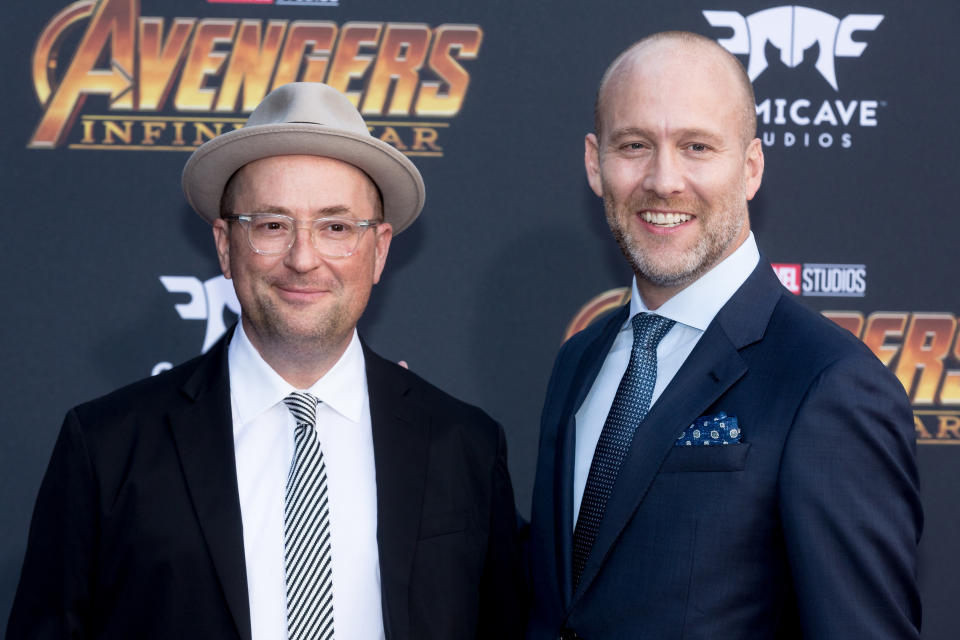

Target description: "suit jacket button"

left=559, top=627, right=580, bottom=640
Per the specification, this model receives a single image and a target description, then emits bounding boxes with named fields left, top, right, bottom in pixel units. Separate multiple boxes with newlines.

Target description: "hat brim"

left=181, top=123, right=425, bottom=234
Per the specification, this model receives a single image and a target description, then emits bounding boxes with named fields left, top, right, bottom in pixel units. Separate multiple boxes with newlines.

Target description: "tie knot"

left=631, top=313, right=675, bottom=351
left=283, top=391, right=318, bottom=428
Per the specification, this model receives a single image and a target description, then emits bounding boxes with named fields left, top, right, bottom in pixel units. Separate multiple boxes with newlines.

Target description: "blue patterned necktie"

left=283, top=392, right=335, bottom=640
left=572, top=313, right=676, bottom=587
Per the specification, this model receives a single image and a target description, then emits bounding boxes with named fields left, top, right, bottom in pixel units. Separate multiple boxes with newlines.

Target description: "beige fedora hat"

left=182, top=82, right=425, bottom=234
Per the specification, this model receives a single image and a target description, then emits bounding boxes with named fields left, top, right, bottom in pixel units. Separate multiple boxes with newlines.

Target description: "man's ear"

left=213, top=218, right=232, bottom=279
left=372, top=222, right=393, bottom=285
left=585, top=133, right=604, bottom=198
left=744, top=138, right=765, bottom=201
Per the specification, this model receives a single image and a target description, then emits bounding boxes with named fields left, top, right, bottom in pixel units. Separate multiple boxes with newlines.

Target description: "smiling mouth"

left=274, top=284, right=331, bottom=301
left=640, top=211, right=693, bottom=228
left=279, top=286, right=325, bottom=294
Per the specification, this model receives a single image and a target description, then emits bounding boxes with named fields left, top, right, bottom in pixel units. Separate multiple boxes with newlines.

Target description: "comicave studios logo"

left=771, top=263, right=866, bottom=297
left=703, top=6, right=886, bottom=150
left=152, top=275, right=239, bottom=375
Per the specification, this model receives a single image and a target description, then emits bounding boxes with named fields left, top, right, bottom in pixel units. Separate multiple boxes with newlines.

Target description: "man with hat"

left=8, top=83, right=523, bottom=640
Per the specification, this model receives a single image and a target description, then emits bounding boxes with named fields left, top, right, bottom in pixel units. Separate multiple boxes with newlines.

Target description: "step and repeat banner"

left=2, top=0, right=957, bottom=636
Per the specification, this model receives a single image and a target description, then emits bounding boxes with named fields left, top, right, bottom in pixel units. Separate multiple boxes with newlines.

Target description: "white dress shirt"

left=573, top=233, right=761, bottom=526
left=229, top=321, right=385, bottom=639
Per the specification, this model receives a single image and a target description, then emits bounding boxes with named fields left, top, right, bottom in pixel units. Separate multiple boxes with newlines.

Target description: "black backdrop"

left=3, top=1, right=958, bottom=637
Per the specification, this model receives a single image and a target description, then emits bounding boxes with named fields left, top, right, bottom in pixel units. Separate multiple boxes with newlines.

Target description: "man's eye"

left=319, top=221, right=354, bottom=234
left=251, top=218, right=291, bottom=234
left=689, top=143, right=707, bottom=152
left=625, top=142, right=645, bottom=150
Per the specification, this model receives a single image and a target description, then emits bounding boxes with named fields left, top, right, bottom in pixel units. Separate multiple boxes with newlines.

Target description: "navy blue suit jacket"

left=527, top=260, right=921, bottom=639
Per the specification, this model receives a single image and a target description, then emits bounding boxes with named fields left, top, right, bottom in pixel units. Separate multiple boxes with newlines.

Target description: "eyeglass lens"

left=245, top=215, right=368, bottom=256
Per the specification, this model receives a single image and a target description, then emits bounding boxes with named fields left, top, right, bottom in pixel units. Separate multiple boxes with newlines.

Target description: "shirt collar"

left=628, top=232, right=760, bottom=331
left=228, top=320, right=367, bottom=429
left=304, top=330, right=367, bottom=423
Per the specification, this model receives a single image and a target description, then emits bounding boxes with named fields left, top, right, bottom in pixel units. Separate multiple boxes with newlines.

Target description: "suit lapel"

left=572, top=261, right=784, bottom=602
left=572, top=321, right=747, bottom=600
left=555, top=306, right=629, bottom=607
left=167, top=330, right=252, bottom=640
left=364, top=344, right=429, bottom=640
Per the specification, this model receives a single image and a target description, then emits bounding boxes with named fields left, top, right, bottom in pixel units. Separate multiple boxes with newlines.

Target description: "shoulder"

left=363, top=345, right=502, bottom=443
left=728, top=260, right=878, bottom=371
left=765, top=291, right=881, bottom=373
left=68, top=349, right=217, bottom=440
left=556, top=304, right=626, bottom=366
left=74, top=350, right=208, bottom=415
left=747, top=292, right=911, bottom=428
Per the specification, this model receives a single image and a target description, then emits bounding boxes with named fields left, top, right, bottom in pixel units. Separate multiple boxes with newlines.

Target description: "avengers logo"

left=30, top=0, right=482, bottom=155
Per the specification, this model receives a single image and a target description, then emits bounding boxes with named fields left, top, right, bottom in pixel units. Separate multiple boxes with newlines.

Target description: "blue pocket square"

left=675, top=412, right=741, bottom=446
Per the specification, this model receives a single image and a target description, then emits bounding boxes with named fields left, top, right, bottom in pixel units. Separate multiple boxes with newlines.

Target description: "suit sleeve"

left=778, top=352, right=922, bottom=638
left=7, top=409, right=98, bottom=639
left=476, top=423, right=527, bottom=639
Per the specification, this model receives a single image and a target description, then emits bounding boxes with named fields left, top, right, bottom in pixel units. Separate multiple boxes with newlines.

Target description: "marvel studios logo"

left=772, top=263, right=866, bottom=297
left=207, top=0, right=338, bottom=6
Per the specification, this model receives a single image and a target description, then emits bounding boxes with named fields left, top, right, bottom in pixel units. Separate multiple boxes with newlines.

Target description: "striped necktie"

left=572, top=313, right=676, bottom=587
left=283, top=391, right=334, bottom=639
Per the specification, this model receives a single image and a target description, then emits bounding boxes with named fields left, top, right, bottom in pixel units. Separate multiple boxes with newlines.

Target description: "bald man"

left=527, top=31, right=921, bottom=639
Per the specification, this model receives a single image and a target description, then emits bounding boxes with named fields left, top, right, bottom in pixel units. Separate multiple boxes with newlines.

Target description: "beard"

left=603, top=188, right=749, bottom=290
left=241, top=274, right=367, bottom=355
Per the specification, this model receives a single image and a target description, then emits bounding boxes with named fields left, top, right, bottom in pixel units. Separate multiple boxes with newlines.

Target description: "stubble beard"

left=243, top=279, right=362, bottom=358
left=603, top=188, right=748, bottom=290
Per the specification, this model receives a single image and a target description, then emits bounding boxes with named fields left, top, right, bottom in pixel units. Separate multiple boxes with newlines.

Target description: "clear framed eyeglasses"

left=223, top=214, right=380, bottom=257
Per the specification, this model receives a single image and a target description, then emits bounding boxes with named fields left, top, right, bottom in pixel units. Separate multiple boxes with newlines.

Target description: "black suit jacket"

left=527, top=260, right=922, bottom=639
left=8, top=332, right=523, bottom=639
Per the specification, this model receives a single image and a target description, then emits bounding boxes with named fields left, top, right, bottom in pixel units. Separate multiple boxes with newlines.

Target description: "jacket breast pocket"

left=418, top=509, right=471, bottom=540
left=659, top=442, right=751, bottom=473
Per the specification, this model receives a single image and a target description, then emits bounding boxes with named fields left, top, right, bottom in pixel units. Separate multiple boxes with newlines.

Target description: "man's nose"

left=642, top=149, right=685, bottom=197
left=283, top=226, right=322, bottom=272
